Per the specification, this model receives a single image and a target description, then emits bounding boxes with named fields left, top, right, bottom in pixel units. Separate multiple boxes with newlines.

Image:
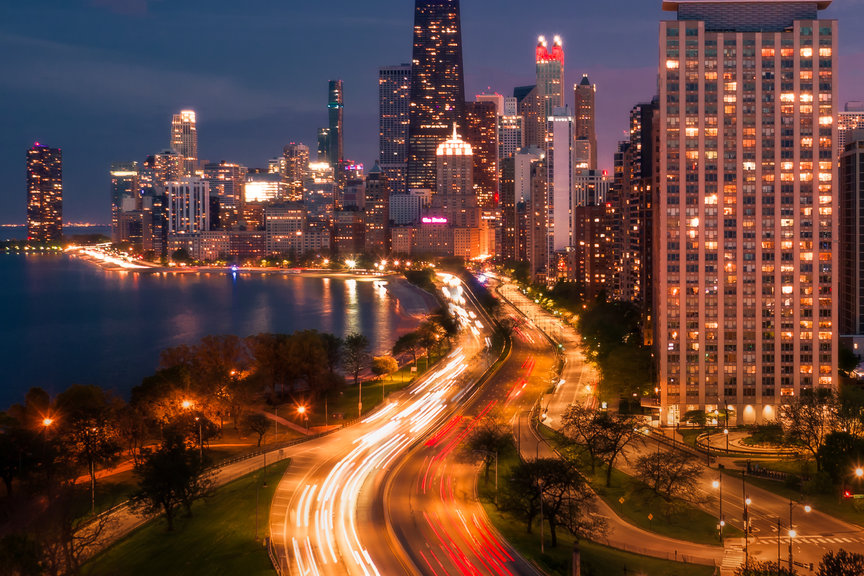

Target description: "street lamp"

left=712, top=477, right=724, bottom=542
left=788, top=500, right=812, bottom=570
left=297, top=405, right=309, bottom=432
left=723, top=428, right=729, bottom=453
left=42, top=417, right=54, bottom=428
left=194, top=416, right=203, bottom=460
left=744, top=496, right=752, bottom=564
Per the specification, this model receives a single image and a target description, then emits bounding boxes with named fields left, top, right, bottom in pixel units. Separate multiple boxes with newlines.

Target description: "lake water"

left=0, top=254, right=423, bottom=408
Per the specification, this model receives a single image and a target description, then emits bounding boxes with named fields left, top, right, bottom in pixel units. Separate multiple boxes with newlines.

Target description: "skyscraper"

left=170, top=110, right=198, bottom=176
left=657, top=1, right=838, bottom=426
left=515, top=84, right=544, bottom=150
left=838, top=101, right=864, bottom=154
left=110, top=162, right=140, bottom=243
left=166, top=179, right=210, bottom=235
left=379, top=64, right=412, bottom=195
left=408, top=0, right=466, bottom=193
left=546, top=106, right=574, bottom=280
left=364, top=163, right=391, bottom=255
left=499, top=97, right=524, bottom=160
left=26, top=143, right=63, bottom=243
left=282, top=143, right=309, bottom=202
left=574, top=74, right=598, bottom=170
left=536, top=36, right=565, bottom=119
left=840, top=131, right=864, bottom=341
left=327, top=80, right=344, bottom=167
left=465, top=100, right=500, bottom=208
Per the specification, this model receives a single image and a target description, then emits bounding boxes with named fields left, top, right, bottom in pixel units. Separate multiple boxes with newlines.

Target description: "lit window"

left=800, top=47, right=813, bottom=58
left=667, top=60, right=680, bottom=69
left=819, top=47, right=832, bottom=57
left=819, top=116, right=833, bottom=125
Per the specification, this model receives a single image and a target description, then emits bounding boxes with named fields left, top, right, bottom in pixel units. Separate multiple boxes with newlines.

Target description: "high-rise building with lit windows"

left=840, top=131, right=864, bottom=346
left=536, top=36, right=565, bottom=119
left=110, top=162, right=140, bottom=243
left=26, top=143, right=63, bottom=243
left=838, top=101, right=864, bottom=154
left=282, top=143, right=309, bottom=202
left=320, top=80, right=344, bottom=167
left=166, top=179, right=209, bottom=235
left=574, top=74, right=598, bottom=170
left=546, top=106, right=574, bottom=280
left=656, top=0, right=838, bottom=426
left=407, top=0, right=465, bottom=193
left=379, top=64, right=412, bottom=195
left=465, top=100, right=500, bottom=208
left=170, top=110, right=198, bottom=176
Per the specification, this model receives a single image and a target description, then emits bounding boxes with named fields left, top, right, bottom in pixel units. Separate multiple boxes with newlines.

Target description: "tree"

left=633, top=450, right=704, bottom=512
left=837, top=384, right=864, bottom=439
left=372, top=356, right=399, bottom=381
left=682, top=409, right=707, bottom=427
left=734, top=560, right=796, bottom=576
left=243, top=413, right=270, bottom=447
left=818, top=549, right=864, bottom=576
left=392, top=331, right=421, bottom=365
left=54, top=385, right=122, bottom=515
left=132, top=432, right=212, bottom=531
left=818, top=432, right=864, bottom=484
left=246, top=333, right=292, bottom=397
left=342, top=332, right=370, bottom=388
left=839, top=346, right=860, bottom=375
left=195, top=335, right=250, bottom=429
left=501, top=459, right=542, bottom=534
left=467, top=419, right=510, bottom=482
left=0, top=533, right=41, bottom=576
left=170, top=248, right=191, bottom=263
left=319, top=333, right=344, bottom=374
left=560, top=404, right=641, bottom=486
left=417, top=319, right=446, bottom=364
left=781, top=388, right=837, bottom=471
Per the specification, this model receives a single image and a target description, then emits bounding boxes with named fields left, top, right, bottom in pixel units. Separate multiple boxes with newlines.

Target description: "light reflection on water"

left=0, top=255, right=416, bottom=407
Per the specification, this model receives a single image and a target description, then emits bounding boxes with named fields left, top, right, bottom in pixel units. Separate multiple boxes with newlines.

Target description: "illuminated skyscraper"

left=170, top=110, right=198, bottom=176
left=657, top=0, right=838, bottom=425
left=282, top=143, right=309, bottom=201
left=465, top=100, right=500, bottom=208
left=26, top=143, right=62, bottom=243
left=166, top=179, right=210, bottom=234
left=516, top=84, right=544, bottom=150
left=838, top=101, right=864, bottom=154
left=110, top=162, right=140, bottom=243
left=364, top=163, right=391, bottom=255
left=379, top=64, right=412, bottom=195
left=536, top=36, right=565, bottom=119
left=573, top=74, right=597, bottom=170
left=204, top=161, right=247, bottom=227
left=408, top=0, right=466, bottom=193
left=324, top=80, right=344, bottom=167
left=546, top=106, right=574, bottom=279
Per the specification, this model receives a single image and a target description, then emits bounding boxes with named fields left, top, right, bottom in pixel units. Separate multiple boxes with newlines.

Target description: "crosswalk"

left=753, top=535, right=863, bottom=546
left=720, top=545, right=745, bottom=576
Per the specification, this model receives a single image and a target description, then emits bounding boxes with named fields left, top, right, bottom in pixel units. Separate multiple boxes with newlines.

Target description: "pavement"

left=498, top=279, right=864, bottom=575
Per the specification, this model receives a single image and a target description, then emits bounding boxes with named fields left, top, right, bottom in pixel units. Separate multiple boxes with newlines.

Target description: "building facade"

left=166, top=179, right=210, bottom=235
left=465, top=100, right=500, bottom=208
left=407, top=0, right=466, bottom=192
left=26, top=143, right=63, bottom=244
left=656, top=0, right=838, bottom=425
left=365, top=164, right=391, bottom=255
left=282, top=143, right=309, bottom=202
left=110, top=162, right=140, bottom=243
left=170, top=110, right=198, bottom=176
left=379, top=64, right=412, bottom=195
left=840, top=132, right=864, bottom=344
left=574, top=75, right=598, bottom=170
left=546, top=106, right=574, bottom=279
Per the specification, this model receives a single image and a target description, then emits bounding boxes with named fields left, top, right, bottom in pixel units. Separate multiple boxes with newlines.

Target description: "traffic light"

left=843, top=489, right=853, bottom=499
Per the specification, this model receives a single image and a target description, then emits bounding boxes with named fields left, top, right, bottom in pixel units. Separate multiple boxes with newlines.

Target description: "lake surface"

left=0, top=254, right=421, bottom=408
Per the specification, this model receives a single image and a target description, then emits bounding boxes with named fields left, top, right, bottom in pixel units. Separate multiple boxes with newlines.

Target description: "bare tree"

left=780, top=388, right=837, bottom=471
left=560, top=404, right=642, bottom=486
left=633, top=450, right=704, bottom=513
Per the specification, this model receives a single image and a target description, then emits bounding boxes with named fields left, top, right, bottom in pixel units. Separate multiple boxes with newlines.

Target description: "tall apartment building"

left=838, top=101, right=864, bottom=154
left=26, top=143, right=63, bottom=243
left=204, top=161, right=247, bottom=228
left=574, top=75, right=598, bottom=170
left=407, top=0, right=465, bottom=192
left=141, top=150, right=181, bottom=192
left=379, top=64, right=412, bottom=195
left=110, top=162, right=140, bottom=243
left=573, top=168, right=609, bottom=207
left=327, top=80, right=344, bottom=167
left=516, top=84, right=544, bottom=150
left=166, top=179, right=210, bottom=235
left=170, top=110, right=198, bottom=176
left=546, top=106, right=574, bottom=280
left=536, top=36, right=565, bottom=119
left=657, top=0, right=838, bottom=425
left=500, top=148, right=543, bottom=264
left=499, top=97, right=524, bottom=159
left=364, top=163, right=391, bottom=255
left=282, top=143, right=309, bottom=202
left=840, top=131, right=864, bottom=349
left=465, top=100, right=500, bottom=208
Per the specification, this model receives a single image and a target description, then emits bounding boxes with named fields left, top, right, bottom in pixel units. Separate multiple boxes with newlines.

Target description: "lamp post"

left=788, top=500, right=812, bottom=570
left=297, top=405, right=309, bottom=432
left=194, top=416, right=203, bottom=460
left=723, top=428, right=729, bottom=453
left=706, top=426, right=712, bottom=466
left=712, top=477, right=724, bottom=542
left=744, top=494, right=752, bottom=564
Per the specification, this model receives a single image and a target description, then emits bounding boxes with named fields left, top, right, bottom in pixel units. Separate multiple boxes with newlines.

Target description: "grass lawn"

left=723, top=468, right=864, bottom=529
left=538, top=425, right=739, bottom=545
left=477, top=460, right=715, bottom=576
left=83, top=459, right=291, bottom=576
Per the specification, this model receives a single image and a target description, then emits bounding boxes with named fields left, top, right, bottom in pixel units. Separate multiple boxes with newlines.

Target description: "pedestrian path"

left=720, top=542, right=745, bottom=576
left=753, top=535, right=864, bottom=545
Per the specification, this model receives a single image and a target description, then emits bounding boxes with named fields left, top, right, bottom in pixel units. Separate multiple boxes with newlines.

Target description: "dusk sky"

left=2, top=0, right=862, bottom=224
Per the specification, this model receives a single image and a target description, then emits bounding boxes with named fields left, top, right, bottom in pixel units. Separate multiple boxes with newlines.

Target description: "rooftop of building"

left=662, top=0, right=831, bottom=11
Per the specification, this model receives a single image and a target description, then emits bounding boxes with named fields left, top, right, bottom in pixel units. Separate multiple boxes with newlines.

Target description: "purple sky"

left=1, top=0, right=861, bottom=224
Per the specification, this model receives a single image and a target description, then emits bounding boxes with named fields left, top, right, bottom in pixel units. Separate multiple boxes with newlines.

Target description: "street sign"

left=619, top=497, right=625, bottom=504
left=647, top=513, right=653, bottom=521
left=854, top=494, right=864, bottom=499
left=410, top=366, right=417, bottom=373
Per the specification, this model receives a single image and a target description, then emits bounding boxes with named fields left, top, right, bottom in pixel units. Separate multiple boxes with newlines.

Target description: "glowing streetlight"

left=712, top=477, right=724, bottom=542
left=345, top=259, right=357, bottom=269
left=181, top=399, right=193, bottom=410
left=855, top=467, right=864, bottom=479
left=42, top=417, right=54, bottom=427
left=296, top=405, right=306, bottom=415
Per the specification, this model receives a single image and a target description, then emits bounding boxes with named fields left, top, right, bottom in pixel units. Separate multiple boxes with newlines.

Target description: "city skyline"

left=3, top=0, right=861, bottom=224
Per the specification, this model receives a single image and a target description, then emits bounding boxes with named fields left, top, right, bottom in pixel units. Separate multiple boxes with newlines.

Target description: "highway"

left=269, top=274, right=499, bottom=575
left=376, top=283, right=556, bottom=575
